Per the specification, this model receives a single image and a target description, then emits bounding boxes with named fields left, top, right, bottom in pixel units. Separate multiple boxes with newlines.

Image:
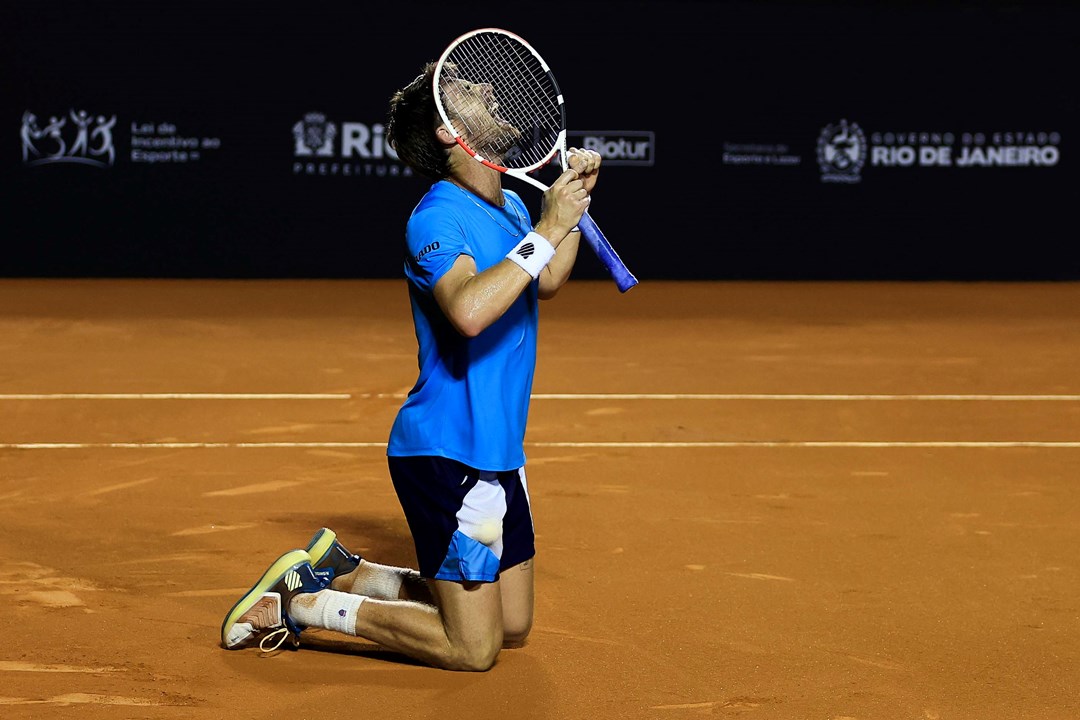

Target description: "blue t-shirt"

left=387, top=180, right=538, bottom=471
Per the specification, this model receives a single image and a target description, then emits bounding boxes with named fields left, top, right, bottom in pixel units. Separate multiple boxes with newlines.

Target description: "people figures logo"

left=22, top=110, right=116, bottom=167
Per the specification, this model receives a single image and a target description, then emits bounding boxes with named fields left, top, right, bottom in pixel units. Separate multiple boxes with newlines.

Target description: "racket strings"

left=442, top=33, right=564, bottom=171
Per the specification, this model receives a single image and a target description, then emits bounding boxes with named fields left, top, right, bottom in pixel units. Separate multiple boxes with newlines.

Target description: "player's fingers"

left=567, top=151, right=586, bottom=174
left=566, top=148, right=583, bottom=171
left=554, top=167, right=580, bottom=187
left=568, top=148, right=600, bottom=174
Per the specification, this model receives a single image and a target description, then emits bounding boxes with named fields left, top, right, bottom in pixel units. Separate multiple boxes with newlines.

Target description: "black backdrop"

left=4, top=1, right=1077, bottom=280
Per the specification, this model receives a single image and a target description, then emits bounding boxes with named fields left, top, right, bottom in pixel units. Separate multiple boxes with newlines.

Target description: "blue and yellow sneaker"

left=305, top=527, right=362, bottom=580
left=220, top=549, right=332, bottom=651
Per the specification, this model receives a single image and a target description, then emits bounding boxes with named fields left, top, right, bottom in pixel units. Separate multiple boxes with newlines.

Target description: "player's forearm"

left=441, top=262, right=534, bottom=337
left=533, top=213, right=579, bottom=249
left=539, top=230, right=580, bottom=298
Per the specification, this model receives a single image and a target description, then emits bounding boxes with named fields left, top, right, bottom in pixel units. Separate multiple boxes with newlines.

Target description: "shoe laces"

left=259, top=627, right=292, bottom=653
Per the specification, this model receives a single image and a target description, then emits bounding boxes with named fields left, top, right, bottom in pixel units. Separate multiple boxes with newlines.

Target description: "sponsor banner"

left=568, top=131, right=654, bottom=167
left=722, top=121, right=1064, bottom=184
left=130, top=121, right=222, bottom=164
left=21, top=110, right=222, bottom=167
left=291, top=111, right=411, bottom=178
left=816, top=119, right=1063, bottom=183
left=722, top=142, right=801, bottom=167
left=867, top=129, right=1061, bottom=169
left=817, top=119, right=867, bottom=183
left=21, top=109, right=117, bottom=167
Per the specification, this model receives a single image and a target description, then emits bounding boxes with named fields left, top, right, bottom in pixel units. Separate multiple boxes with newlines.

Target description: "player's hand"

left=538, top=167, right=590, bottom=242
left=566, top=148, right=601, bottom=194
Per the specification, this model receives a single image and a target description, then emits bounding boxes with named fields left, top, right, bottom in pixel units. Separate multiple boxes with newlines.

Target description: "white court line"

left=3, top=441, right=1079, bottom=449
left=0, top=393, right=350, bottom=400
left=2, top=394, right=1076, bottom=448
left=360, top=393, right=1080, bottom=401
left=533, top=393, right=1080, bottom=401
left=3, top=393, right=1079, bottom=401
left=532, top=441, right=1080, bottom=448
left=1, top=442, right=387, bottom=449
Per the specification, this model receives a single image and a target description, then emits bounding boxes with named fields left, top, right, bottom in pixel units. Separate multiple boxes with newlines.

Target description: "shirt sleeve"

left=404, top=206, right=473, bottom=295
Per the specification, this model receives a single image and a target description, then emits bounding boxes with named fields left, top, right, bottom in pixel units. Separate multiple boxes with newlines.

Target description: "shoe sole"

left=220, top=548, right=311, bottom=649
left=305, top=527, right=337, bottom=568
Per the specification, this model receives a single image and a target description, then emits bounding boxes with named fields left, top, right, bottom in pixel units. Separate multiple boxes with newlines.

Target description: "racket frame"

left=432, top=27, right=638, bottom=292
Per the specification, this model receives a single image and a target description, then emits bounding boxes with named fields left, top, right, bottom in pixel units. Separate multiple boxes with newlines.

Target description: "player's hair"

left=386, top=62, right=451, bottom=180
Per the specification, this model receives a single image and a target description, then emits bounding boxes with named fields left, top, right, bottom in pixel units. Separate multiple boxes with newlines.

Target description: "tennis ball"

left=472, top=519, right=502, bottom=546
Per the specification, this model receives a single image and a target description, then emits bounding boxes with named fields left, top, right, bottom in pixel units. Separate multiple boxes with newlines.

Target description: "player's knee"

left=502, top=613, right=533, bottom=648
left=447, top=635, right=502, bottom=672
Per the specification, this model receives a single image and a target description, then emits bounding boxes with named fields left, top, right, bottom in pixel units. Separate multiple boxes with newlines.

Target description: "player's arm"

left=435, top=166, right=592, bottom=334
left=434, top=254, right=534, bottom=338
left=538, top=229, right=580, bottom=299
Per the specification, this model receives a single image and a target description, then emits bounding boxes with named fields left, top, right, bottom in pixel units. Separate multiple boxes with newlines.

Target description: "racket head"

left=433, top=28, right=567, bottom=175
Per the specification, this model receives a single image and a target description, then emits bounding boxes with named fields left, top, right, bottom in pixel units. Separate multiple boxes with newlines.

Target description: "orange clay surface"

left=1, top=279, right=1078, bottom=719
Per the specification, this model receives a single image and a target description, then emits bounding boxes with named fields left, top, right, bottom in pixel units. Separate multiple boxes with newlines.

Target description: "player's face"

left=441, top=77, right=521, bottom=160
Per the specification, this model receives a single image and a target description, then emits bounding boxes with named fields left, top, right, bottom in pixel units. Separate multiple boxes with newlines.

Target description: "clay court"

left=1, top=279, right=1078, bottom=719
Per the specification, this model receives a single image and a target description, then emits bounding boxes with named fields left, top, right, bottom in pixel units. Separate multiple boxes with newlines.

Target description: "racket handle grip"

left=578, top=211, right=638, bottom=293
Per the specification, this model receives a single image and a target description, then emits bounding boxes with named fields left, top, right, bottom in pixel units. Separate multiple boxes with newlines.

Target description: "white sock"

left=290, top=590, right=365, bottom=636
left=351, top=562, right=406, bottom=600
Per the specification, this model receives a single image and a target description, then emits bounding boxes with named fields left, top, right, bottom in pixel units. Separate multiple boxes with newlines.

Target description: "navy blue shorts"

left=387, top=456, right=536, bottom=583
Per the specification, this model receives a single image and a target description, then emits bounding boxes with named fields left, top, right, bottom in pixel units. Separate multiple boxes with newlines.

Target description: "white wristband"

left=505, top=232, right=556, bottom=280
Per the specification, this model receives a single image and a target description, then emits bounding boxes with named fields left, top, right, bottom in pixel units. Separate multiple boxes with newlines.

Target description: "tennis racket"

left=433, top=27, right=638, bottom=293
